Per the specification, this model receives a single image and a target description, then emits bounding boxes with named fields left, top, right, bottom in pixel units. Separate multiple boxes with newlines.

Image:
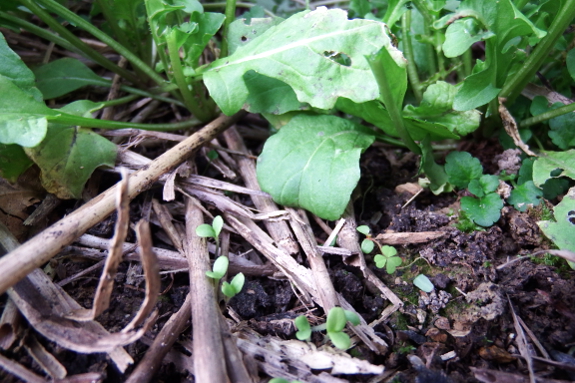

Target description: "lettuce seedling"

left=294, top=307, right=360, bottom=350
left=357, top=225, right=402, bottom=274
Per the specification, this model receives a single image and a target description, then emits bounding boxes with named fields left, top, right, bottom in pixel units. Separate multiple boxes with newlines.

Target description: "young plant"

left=357, top=225, right=402, bottom=274
left=294, top=307, right=360, bottom=350
left=413, top=274, right=434, bottom=293
left=197, top=216, right=245, bottom=298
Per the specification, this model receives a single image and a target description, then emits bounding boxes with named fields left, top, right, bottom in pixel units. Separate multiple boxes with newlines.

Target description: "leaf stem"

left=52, top=113, right=201, bottom=131
left=165, top=33, right=213, bottom=121
left=368, top=52, right=421, bottom=155
left=31, top=0, right=167, bottom=87
left=520, top=102, right=575, bottom=128
left=401, top=11, right=423, bottom=102
left=203, top=2, right=276, bottom=17
left=220, top=0, right=238, bottom=58
left=499, top=0, right=575, bottom=102
left=16, top=0, right=141, bottom=85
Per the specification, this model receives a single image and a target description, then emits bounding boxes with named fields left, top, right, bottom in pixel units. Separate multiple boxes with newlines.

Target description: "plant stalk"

left=499, top=0, right=575, bottom=102
left=32, top=0, right=167, bottom=87
left=520, top=102, right=575, bottom=128
left=17, top=0, right=142, bottom=85
left=52, top=113, right=201, bottom=131
left=402, top=11, right=423, bottom=103
left=220, top=0, right=238, bottom=57
left=368, top=53, right=421, bottom=155
left=165, top=33, right=213, bottom=121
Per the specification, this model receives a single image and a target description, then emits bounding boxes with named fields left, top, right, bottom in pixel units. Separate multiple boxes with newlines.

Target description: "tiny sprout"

left=195, top=215, right=223, bottom=241
left=206, top=255, right=229, bottom=280
left=294, top=315, right=312, bottom=341
left=221, top=272, right=245, bottom=298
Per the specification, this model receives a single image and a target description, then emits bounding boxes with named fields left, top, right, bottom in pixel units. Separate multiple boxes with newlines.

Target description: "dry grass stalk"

left=0, top=298, right=21, bottom=350
left=0, top=112, right=243, bottom=296
left=185, top=196, right=230, bottom=383
left=22, top=334, right=67, bottom=380
left=223, top=126, right=299, bottom=255
left=126, top=293, right=192, bottom=383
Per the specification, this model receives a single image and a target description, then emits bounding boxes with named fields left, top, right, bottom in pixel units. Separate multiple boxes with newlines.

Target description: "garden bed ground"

left=1, top=121, right=574, bottom=383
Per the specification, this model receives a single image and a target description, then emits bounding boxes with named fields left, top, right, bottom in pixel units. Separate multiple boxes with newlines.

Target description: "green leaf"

left=538, top=186, right=575, bottom=256
left=381, top=245, right=397, bottom=257
left=361, top=239, right=374, bottom=254
left=461, top=193, right=503, bottom=227
left=443, top=18, right=495, bottom=58
left=468, top=174, right=500, bottom=197
left=367, top=41, right=407, bottom=113
left=243, top=72, right=304, bottom=114
left=206, top=255, right=228, bottom=279
left=419, top=136, right=450, bottom=194
left=228, top=16, right=284, bottom=55
left=356, top=225, right=371, bottom=236
left=508, top=181, right=543, bottom=211
left=327, top=330, right=350, bottom=350
left=256, top=114, right=374, bottom=220
left=343, top=310, right=360, bottom=326
left=204, top=7, right=399, bottom=115
left=294, top=315, right=312, bottom=340
left=413, top=274, right=434, bottom=293
left=402, top=81, right=481, bottom=137
left=221, top=281, right=236, bottom=297
left=445, top=151, right=483, bottom=188
left=33, top=58, right=109, bottom=99
left=382, top=0, right=409, bottom=26
left=179, top=12, right=225, bottom=66
left=567, top=48, right=575, bottom=82
left=532, top=150, right=575, bottom=187
left=385, top=256, right=402, bottom=274
left=0, top=32, right=43, bottom=100
left=0, top=144, right=34, bottom=182
left=326, top=307, right=347, bottom=333
left=453, top=69, right=500, bottom=111
left=230, top=272, right=245, bottom=294
left=0, top=75, right=59, bottom=147
left=24, top=125, right=116, bottom=199
left=374, top=254, right=387, bottom=269
left=548, top=105, right=575, bottom=149
left=212, top=215, right=224, bottom=237
left=196, top=223, right=216, bottom=238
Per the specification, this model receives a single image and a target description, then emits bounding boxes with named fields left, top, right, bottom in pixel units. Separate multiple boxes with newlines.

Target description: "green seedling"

left=196, top=215, right=224, bottom=256
left=413, top=274, right=434, bottom=293
left=221, top=273, right=246, bottom=298
left=294, top=307, right=360, bottom=350
left=357, top=226, right=402, bottom=274
left=205, top=255, right=228, bottom=280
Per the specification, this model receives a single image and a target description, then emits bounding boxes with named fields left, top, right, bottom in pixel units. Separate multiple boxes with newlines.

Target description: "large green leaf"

left=0, top=144, right=34, bottom=182
left=0, top=32, right=43, bottom=101
left=533, top=150, right=575, bottom=187
left=0, top=75, right=58, bottom=147
left=204, top=7, right=399, bottom=115
left=443, top=18, right=495, bottom=58
left=33, top=58, right=110, bottom=99
left=403, top=81, right=481, bottom=136
left=256, top=114, right=374, bottom=220
left=25, top=124, right=116, bottom=199
left=228, top=16, right=284, bottom=55
left=538, top=186, right=575, bottom=258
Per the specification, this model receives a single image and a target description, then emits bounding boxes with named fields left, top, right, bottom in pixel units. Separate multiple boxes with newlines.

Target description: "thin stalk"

left=0, top=11, right=79, bottom=54
left=220, top=0, right=238, bottom=58
left=52, top=113, right=201, bottom=131
left=17, top=0, right=141, bottom=85
left=32, top=0, right=167, bottom=88
left=462, top=49, right=472, bottom=78
left=165, top=34, right=212, bottom=121
left=97, top=94, right=139, bottom=108
left=402, top=11, right=423, bottom=103
left=368, top=54, right=421, bottom=155
left=520, top=102, right=575, bottom=128
left=499, top=0, right=575, bottom=102
left=411, top=0, right=437, bottom=76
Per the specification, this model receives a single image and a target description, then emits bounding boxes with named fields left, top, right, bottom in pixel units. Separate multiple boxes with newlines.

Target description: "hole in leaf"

left=568, top=210, right=575, bottom=225
left=241, top=36, right=248, bottom=42
left=550, top=168, right=563, bottom=177
left=323, top=51, right=351, bottom=67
